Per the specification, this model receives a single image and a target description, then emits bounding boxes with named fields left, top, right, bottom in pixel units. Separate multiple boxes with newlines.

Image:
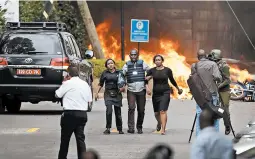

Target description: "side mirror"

left=84, top=49, right=94, bottom=59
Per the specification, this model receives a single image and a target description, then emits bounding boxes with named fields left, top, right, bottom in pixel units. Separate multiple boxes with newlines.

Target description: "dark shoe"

left=127, top=129, right=135, bottom=134
left=225, top=126, right=231, bottom=135
left=119, top=130, right=124, bottom=134
left=104, top=128, right=110, bottom=134
left=137, top=129, right=143, bottom=134
left=156, top=123, right=161, bottom=131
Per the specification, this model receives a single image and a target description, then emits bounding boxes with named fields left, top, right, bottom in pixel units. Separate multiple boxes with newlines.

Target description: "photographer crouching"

left=208, top=49, right=232, bottom=135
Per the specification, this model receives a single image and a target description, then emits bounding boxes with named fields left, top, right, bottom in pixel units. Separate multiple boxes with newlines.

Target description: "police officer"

left=209, top=49, right=232, bottom=135
left=122, top=49, right=151, bottom=134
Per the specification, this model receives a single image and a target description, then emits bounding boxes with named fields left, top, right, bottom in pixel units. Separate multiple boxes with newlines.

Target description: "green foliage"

left=19, top=1, right=90, bottom=53
left=19, top=1, right=44, bottom=22
left=89, top=59, right=126, bottom=78
left=0, top=7, right=7, bottom=33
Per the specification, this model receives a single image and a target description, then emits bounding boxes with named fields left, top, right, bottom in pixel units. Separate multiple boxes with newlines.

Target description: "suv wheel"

left=5, top=99, right=21, bottom=113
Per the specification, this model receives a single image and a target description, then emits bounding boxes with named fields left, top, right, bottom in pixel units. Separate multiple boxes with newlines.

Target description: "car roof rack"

left=5, top=22, right=68, bottom=31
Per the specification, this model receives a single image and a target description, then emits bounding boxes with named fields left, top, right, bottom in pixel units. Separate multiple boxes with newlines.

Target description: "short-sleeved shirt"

left=146, top=67, right=178, bottom=93
left=99, top=69, right=123, bottom=107
left=55, top=77, right=92, bottom=111
left=99, top=70, right=120, bottom=90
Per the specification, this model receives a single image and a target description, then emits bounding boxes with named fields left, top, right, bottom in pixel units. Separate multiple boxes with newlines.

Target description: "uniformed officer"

left=209, top=49, right=232, bottom=135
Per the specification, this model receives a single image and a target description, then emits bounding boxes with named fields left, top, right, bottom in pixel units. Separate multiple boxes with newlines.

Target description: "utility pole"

left=120, top=1, right=125, bottom=61
left=41, top=0, right=54, bottom=21
left=77, top=0, right=104, bottom=59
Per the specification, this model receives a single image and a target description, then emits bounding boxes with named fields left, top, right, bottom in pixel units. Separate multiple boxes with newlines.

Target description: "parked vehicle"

left=233, top=119, right=255, bottom=158
left=0, top=22, right=94, bottom=113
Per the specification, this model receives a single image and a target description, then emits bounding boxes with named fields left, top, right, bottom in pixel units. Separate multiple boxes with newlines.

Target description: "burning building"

left=87, top=1, right=255, bottom=99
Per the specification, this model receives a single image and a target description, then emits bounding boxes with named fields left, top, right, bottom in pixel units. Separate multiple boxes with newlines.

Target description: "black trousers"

left=127, top=90, right=146, bottom=130
left=58, top=110, right=87, bottom=159
left=106, top=105, right=123, bottom=131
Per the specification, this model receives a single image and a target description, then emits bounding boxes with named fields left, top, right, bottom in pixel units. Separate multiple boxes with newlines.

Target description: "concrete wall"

left=88, top=1, right=255, bottom=60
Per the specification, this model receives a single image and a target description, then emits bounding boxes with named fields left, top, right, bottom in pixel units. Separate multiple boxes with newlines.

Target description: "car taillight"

left=50, top=57, right=69, bottom=68
left=0, top=57, right=8, bottom=65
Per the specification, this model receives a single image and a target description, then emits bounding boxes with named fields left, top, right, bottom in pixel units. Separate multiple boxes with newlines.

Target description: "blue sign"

left=130, top=19, right=149, bottom=42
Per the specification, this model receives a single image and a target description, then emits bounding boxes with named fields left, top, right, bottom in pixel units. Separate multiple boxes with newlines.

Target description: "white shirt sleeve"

left=55, top=81, right=70, bottom=98
left=122, top=64, right=128, bottom=75
left=143, top=62, right=150, bottom=71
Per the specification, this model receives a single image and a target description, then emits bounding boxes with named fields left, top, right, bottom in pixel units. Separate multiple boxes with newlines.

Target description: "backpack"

left=187, top=63, right=224, bottom=119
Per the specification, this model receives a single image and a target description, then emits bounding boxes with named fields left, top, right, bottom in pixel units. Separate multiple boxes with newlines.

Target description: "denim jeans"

left=196, top=94, right=219, bottom=136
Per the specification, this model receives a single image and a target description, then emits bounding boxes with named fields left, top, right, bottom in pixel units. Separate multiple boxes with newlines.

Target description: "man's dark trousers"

left=58, top=110, right=87, bottom=159
left=127, top=90, right=146, bottom=130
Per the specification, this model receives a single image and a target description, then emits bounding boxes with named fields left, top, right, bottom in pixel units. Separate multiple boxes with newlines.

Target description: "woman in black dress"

left=146, top=55, right=183, bottom=135
left=95, top=59, right=125, bottom=134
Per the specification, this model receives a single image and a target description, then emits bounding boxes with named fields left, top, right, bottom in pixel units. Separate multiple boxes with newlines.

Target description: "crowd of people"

left=55, top=48, right=235, bottom=159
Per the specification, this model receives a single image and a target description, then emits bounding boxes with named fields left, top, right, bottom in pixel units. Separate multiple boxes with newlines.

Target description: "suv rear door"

left=0, top=32, right=67, bottom=85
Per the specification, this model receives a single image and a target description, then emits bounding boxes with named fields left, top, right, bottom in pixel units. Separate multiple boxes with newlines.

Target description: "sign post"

left=130, top=19, right=149, bottom=54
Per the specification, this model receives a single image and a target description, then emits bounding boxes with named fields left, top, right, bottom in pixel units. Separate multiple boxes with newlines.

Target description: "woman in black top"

left=146, top=55, right=183, bottom=135
left=95, top=59, right=125, bottom=135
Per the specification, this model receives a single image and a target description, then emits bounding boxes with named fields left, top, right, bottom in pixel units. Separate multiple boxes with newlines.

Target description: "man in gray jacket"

left=191, top=49, right=222, bottom=136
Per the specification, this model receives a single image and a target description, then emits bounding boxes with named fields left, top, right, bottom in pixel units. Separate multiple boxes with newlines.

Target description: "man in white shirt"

left=56, top=66, right=92, bottom=159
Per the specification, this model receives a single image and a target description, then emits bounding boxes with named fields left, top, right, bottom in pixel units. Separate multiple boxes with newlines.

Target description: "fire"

left=91, top=21, right=253, bottom=99
left=229, top=65, right=252, bottom=82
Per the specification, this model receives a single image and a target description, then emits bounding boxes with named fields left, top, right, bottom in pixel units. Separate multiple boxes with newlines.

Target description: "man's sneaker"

left=119, top=130, right=124, bottom=134
left=127, top=129, right=135, bottom=134
left=103, top=128, right=110, bottom=135
left=137, top=129, right=143, bottom=134
left=225, top=127, right=230, bottom=135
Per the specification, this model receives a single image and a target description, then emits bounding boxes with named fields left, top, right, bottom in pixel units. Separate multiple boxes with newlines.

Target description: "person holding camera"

left=191, top=49, right=222, bottom=136
left=146, top=55, right=183, bottom=135
left=209, top=49, right=232, bottom=135
left=95, top=59, right=125, bottom=135
left=56, top=66, right=92, bottom=159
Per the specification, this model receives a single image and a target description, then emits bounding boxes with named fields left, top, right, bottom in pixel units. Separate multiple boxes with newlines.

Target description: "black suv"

left=0, top=22, right=94, bottom=113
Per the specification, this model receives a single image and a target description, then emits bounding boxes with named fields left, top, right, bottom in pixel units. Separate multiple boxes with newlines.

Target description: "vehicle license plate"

left=16, top=69, right=41, bottom=75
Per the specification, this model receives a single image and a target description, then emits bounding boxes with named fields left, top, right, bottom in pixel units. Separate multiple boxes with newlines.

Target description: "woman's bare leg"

left=160, top=111, right=167, bottom=134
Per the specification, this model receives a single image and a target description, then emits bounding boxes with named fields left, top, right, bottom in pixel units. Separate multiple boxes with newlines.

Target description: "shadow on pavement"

left=0, top=110, right=63, bottom=115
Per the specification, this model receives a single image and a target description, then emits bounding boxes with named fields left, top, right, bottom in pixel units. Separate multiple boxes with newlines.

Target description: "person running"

left=95, top=59, right=125, bottom=135
left=146, top=54, right=183, bottom=135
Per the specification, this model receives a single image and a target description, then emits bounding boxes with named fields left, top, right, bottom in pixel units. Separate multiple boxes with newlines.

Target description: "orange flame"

left=90, top=21, right=252, bottom=99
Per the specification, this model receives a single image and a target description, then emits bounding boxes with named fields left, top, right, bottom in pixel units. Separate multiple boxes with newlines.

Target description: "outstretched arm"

left=168, top=68, right=183, bottom=94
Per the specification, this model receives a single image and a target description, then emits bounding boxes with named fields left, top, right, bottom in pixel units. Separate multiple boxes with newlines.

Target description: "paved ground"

left=0, top=99, right=254, bottom=159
